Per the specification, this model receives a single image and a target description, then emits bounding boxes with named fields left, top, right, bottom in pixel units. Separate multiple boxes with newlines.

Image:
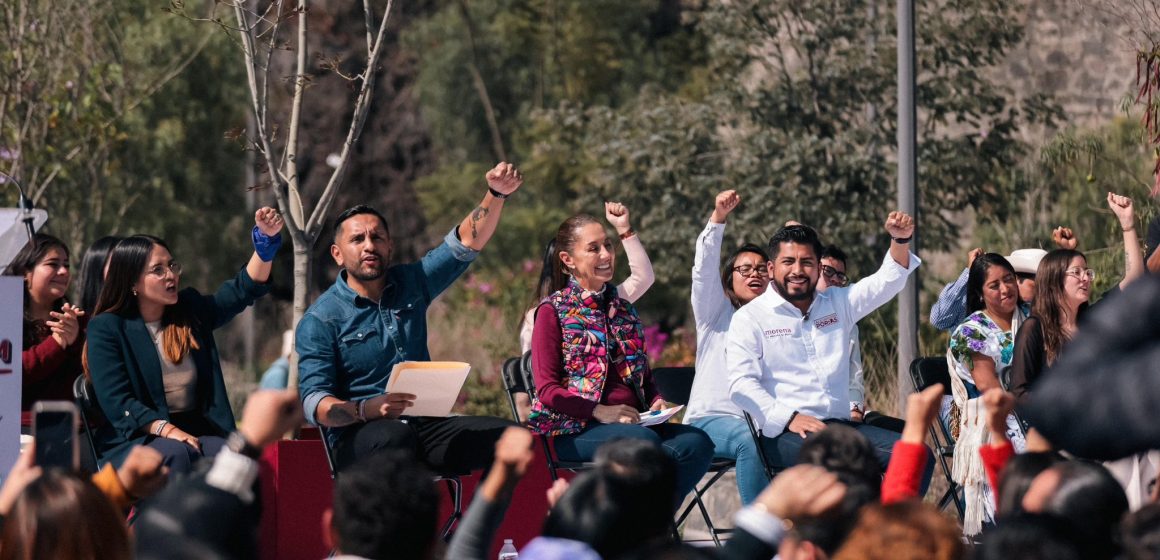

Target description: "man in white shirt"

left=727, top=212, right=932, bottom=485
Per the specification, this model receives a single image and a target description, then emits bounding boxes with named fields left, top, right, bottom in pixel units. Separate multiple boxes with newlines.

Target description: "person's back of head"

left=972, top=513, right=1084, bottom=560
left=997, top=451, right=1064, bottom=518
left=797, top=424, right=882, bottom=502
left=329, top=450, right=438, bottom=560
left=593, top=438, right=677, bottom=509
left=1122, top=503, right=1160, bottom=560
left=831, top=501, right=963, bottom=560
left=0, top=468, right=130, bottom=560
left=1040, top=461, right=1129, bottom=559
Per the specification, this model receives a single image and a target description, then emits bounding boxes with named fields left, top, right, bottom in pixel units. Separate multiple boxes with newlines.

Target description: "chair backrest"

left=909, top=357, right=951, bottom=395
left=651, top=367, right=697, bottom=406
left=518, top=350, right=536, bottom=396
left=500, top=356, right=526, bottom=423
left=72, top=375, right=102, bottom=472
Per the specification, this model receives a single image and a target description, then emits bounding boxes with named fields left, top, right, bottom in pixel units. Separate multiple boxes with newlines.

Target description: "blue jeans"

left=689, top=415, right=769, bottom=504
left=760, top=419, right=935, bottom=495
left=553, top=422, right=715, bottom=503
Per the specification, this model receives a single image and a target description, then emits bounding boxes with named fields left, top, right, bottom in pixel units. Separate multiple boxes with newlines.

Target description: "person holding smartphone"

left=84, top=208, right=283, bottom=471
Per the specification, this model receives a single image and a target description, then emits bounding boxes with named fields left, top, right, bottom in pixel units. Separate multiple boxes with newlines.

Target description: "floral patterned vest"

left=527, top=279, right=650, bottom=436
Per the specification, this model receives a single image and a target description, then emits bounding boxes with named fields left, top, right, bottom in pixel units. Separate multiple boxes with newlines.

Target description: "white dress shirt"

left=727, top=251, right=920, bottom=434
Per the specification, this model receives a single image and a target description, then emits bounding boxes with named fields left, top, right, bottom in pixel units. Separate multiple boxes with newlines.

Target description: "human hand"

left=649, top=400, right=667, bottom=412
left=786, top=413, right=826, bottom=438
left=604, top=201, right=632, bottom=234
left=967, top=248, right=983, bottom=268
left=546, top=478, right=570, bottom=509
left=483, top=427, right=536, bottom=501
left=47, top=303, right=84, bottom=348
left=1052, top=227, right=1077, bottom=250
left=982, top=388, right=1015, bottom=442
left=710, top=190, right=740, bottom=224
left=755, top=464, right=847, bottom=521
left=592, top=404, right=640, bottom=424
left=849, top=409, right=864, bottom=423
left=884, top=211, right=915, bottom=239
left=902, top=384, right=944, bottom=444
left=238, top=389, right=304, bottom=449
left=255, top=207, right=284, bottom=236
left=164, top=425, right=201, bottom=453
left=0, top=446, right=42, bottom=516
left=117, top=445, right=169, bottom=500
left=486, top=162, right=523, bottom=197
left=1107, top=192, right=1135, bottom=231
left=367, top=392, right=416, bottom=420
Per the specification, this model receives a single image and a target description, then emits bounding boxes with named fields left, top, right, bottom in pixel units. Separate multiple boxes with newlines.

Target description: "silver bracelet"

left=356, top=399, right=368, bottom=423
left=154, top=420, right=169, bottom=436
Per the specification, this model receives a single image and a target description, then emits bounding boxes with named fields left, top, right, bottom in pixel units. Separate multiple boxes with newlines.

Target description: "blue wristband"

left=252, top=226, right=283, bottom=262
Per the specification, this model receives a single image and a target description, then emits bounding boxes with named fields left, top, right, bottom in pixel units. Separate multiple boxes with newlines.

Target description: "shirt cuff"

left=443, top=227, right=480, bottom=263
left=733, top=505, right=788, bottom=546
left=303, top=391, right=331, bottom=426
left=205, top=448, right=260, bottom=504
left=763, top=405, right=796, bottom=436
left=881, top=251, right=922, bottom=275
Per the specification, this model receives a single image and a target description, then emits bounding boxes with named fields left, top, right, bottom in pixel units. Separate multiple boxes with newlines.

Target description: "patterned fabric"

left=948, top=310, right=1017, bottom=381
left=528, top=278, right=650, bottom=436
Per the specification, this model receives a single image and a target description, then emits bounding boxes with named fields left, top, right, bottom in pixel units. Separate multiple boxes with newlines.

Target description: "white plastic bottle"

left=498, top=538, right=518, bottom=560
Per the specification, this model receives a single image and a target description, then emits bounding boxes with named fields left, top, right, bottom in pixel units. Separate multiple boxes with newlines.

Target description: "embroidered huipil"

left=727, top=252, right=920, bottom=434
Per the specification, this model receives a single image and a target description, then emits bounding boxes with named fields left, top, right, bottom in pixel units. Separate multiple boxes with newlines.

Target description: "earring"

left=132, top=288, right=138, bottom=296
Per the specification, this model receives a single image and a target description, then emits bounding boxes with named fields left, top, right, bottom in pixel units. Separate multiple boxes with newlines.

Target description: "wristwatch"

left=227, top=431, right=263, bottom=460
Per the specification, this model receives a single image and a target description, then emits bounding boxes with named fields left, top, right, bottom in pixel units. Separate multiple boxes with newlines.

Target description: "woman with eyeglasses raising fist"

left=84, top=208, right=283, bottom=471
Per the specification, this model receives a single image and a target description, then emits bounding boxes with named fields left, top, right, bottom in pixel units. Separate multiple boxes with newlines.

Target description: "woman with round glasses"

left=1009, top=192, right=1144, bottom=402
left=684, top=190, right=773, bottom=504
left=85, top=208, right=283, bottom=470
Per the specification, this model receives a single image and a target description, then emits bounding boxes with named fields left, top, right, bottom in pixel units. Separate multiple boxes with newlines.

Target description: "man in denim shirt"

left=297, top=163, right=522, bottom=473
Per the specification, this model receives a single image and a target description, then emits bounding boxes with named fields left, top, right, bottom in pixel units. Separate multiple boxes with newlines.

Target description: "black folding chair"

left=908, top=356, right=965, bottom=519
left=317, top=421, right=463, bottom=540
left=73, top=374, right=102, bottom=474
left=652, top=366, right=735, bottom=547
left=742, top=411, right=781, bottom=482
left=499, top=351, right=594, bottom=481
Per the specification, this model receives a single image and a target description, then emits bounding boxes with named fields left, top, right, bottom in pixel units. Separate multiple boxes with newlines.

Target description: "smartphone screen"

left=34, top=407, right=77, bottom=471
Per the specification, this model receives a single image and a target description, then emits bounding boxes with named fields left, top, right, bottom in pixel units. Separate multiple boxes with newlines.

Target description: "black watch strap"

left=227, top=431, right=263, bottom=460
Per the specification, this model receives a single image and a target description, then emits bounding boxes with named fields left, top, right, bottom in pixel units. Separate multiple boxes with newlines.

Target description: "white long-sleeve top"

left=518, top=233, right=655, bottom=353
left=727, top=251, right=920, bottom=434
left=685, top=221, right=747, bottom=422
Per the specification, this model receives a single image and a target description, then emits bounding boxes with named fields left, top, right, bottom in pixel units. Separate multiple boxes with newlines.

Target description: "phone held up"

left=32, top=400, right=79, bottom=472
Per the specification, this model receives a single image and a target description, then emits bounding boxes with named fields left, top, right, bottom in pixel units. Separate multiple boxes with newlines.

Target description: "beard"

left=347, top=254, right=387, bottom=282
left=772, top=274, right=816, bottom=303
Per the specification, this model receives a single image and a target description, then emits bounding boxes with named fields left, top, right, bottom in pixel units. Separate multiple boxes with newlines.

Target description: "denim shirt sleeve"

left=930, top=267, right=970, bottom=331
left=296, top=312, right=337, bottom=425
left=417, top=227, right=479, bottom=303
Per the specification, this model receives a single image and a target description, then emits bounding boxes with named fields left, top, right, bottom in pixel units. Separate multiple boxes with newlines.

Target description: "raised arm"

left=691, top=191, right=737, bottom=325
left=245, top=207, right=284, bottom=284
left=456, top=162, right=523, bottom=251
left=847, top=211, right=920, bottom=322
left=1107, top=192, right=1144, bottom=289
left=606, top=202, right=655, bottom=303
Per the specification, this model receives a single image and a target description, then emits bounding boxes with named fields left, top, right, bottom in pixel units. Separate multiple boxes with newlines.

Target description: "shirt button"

left=124, top=411, right=130, bottom=417
left=357, top=332, right=364, bottom=339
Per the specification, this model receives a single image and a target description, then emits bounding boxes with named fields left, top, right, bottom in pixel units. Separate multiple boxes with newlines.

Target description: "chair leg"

left=674, top=468, right=734, bottom=547
left=439, top=477, right=463, bottom=541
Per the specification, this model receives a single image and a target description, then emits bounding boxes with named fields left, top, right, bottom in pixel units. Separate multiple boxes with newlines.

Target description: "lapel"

left=124, top=318, right=166, bottom=409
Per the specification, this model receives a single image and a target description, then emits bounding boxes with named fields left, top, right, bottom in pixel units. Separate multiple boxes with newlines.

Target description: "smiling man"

left=296, top=163, right=522, bottom=473
left=726, top=213, right=932, bottom=484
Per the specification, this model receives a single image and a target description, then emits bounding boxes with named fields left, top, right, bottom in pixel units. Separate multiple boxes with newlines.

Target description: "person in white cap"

left=929, top=229, right=1075, bottom=332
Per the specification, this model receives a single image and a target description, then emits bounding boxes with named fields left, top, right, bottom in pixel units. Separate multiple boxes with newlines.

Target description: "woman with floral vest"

left=529, top=213, right=714, bottom=502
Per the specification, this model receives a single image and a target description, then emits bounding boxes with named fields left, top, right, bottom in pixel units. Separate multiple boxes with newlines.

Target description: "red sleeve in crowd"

left=881, top=440, right=929, bottom=504
left=980, top=440, right=1015, bottom=507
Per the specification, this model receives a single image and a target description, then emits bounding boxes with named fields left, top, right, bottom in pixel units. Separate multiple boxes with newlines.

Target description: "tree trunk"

left=288, top=235, right=312, bottom=391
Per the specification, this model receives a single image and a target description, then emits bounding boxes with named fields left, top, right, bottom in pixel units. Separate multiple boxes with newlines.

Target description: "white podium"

left=0, top=277, right=22, bottom=483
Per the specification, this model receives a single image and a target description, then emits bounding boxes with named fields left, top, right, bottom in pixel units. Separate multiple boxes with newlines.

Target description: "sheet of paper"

left=384, top=361, right=472, bottom=417
left=637, top=405, right=684, bottom=427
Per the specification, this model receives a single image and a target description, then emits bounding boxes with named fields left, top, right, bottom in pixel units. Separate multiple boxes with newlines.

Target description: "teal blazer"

left=86, top=268, right=269, bottom=466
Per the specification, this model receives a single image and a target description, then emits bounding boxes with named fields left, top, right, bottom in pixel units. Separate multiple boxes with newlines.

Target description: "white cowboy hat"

left=1005, top=248, right=1047, bottom=275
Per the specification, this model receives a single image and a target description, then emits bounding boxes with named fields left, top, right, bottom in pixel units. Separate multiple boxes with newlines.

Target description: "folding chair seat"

left=908, top=356, right=965, bottom=519
left=499, top=351, right=594, bottom=481
left=652, top=366, right=735, bottom=547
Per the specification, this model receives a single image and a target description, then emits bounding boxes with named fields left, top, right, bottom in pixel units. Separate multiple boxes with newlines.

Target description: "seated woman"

left=529, top=213, right=713, bottom=503
left=683, top=190, right=771, bottom=504
left=78, top=235, right=123, bottom=313
left=946, top=252, right=1028, bottom=536
left=3, top=234, right=86, bottom=430
left=85, top=208, right=283, bottom=471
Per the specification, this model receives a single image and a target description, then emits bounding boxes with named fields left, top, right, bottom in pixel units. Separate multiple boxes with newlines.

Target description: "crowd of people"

left=2, top=158, right=1160, bottom=560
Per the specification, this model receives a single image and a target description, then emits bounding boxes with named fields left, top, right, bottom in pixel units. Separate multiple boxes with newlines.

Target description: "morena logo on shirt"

left=813, top=314, right=839, bottom=329
left=763, top=328, right=793, bottom=338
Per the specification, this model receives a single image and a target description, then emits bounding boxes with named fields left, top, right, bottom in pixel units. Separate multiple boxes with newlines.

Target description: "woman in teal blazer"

left=85, top=208, right=283, bottom=470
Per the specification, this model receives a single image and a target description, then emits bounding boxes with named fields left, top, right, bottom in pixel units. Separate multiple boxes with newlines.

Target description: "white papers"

left=384, top=361, right=472, bottom=417
left=638, top=405, right=683, bottom=426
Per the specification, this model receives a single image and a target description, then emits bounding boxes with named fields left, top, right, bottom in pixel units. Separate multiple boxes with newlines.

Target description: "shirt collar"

left=758, top=282, right=828, bottom=315
left=335, top=269, right=394, bottom=305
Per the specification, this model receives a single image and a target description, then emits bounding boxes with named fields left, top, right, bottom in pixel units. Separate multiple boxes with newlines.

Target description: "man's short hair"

left=768, top=225, right=824, bottom=261
left=332, top=450, right=437, bottom=560
left=820, top=244, right=847, bottom=266
left=792, top=424, right=883, bottom=554
left=333, top=205, right=390, bottom=243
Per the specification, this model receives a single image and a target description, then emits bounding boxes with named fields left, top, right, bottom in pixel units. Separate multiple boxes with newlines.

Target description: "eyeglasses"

left=1065, top=267, right=1095, bottom=281
left=732, top=264, right=769, bottom=278
left=821, top=264, right=849, bottom=287
left=146, top=262, right=183, bottom=278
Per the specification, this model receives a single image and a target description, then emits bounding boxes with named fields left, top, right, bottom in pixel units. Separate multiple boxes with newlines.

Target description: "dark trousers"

left=335, top=415, right=516, bottom=475
left=760, top=419, right=935, bottom=494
